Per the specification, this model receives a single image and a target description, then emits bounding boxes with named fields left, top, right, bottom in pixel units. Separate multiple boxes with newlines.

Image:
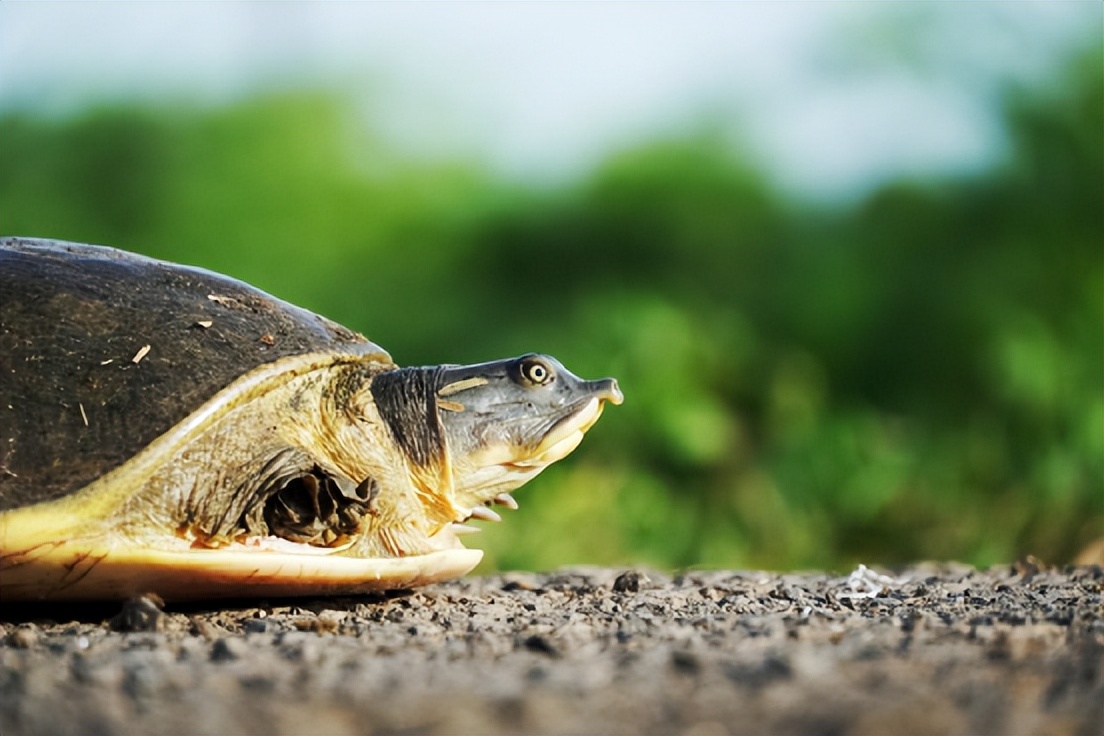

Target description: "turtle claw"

left=493, top=493, right=519, bottom=510
left=449, top=523, right=482, bottom=536
left=469, top=506, right=502, bottom=523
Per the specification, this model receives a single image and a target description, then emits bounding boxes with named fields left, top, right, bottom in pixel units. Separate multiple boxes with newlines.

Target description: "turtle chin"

left=447, top=395, right=610, bottom=520
left=507, top=396, right=605, bottom=469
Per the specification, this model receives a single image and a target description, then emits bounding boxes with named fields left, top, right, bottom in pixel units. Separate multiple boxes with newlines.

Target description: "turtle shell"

left=0, top=237, right=392, bottom=511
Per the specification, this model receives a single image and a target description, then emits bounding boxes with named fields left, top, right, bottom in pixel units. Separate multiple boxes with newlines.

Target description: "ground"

left=2, top=562, right=1101, bottom=735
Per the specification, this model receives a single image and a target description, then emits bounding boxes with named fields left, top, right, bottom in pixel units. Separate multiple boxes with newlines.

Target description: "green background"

left=2, top=45, right=1100, bottom=574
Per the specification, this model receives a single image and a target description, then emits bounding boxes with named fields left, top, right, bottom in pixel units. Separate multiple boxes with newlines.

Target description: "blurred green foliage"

left=2, top=47, right=1100, bottom=572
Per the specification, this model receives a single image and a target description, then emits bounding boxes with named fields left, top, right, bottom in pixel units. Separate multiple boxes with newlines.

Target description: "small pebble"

left=243, top=618, right=269, bottom=634
left=613, top=570, right=649, bottom=593
left=210, top=637, right=247, bottom=662
left=110, top=593, right=165, bottom=633
left=9, top=626, right=38, bottom=649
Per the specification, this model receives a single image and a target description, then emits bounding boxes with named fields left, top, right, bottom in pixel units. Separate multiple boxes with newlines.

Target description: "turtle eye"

left=518, top=356, right=555, bottom=386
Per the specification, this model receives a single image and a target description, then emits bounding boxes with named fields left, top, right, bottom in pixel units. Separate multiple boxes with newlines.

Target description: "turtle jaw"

left=497, top=375, right=623, bottom=474
left=446, top=386, right=622, bottom=521
left=506, top=395, right=606, bottom=470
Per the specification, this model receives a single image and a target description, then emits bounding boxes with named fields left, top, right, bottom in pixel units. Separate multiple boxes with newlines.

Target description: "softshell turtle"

left=0, top=237, right=622, bottom=601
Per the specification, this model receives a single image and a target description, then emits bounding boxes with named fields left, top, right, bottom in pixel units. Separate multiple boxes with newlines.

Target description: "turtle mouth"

left=515, top=376, right=621, bottom=462
left=446, top=390, right=619, bottom=530
left=506, top=396, right=607, bottom=470
left=507, top=377, right=623, bottom=471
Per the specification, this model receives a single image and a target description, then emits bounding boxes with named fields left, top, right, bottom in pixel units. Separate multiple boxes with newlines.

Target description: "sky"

left=0, top=2, right=1098, bottom=199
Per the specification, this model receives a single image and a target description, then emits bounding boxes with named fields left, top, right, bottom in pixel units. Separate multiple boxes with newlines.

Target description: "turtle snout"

left=589, top=377, right=623, bottom=406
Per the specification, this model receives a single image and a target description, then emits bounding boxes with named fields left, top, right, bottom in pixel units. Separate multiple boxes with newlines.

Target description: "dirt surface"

left=2, top=562, right=1101, bottom=736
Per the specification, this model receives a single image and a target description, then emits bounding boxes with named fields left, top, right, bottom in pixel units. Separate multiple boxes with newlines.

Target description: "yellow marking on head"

left=437, top=399, right=465, bottom=412
left=438, top=376, right=489, bottom=397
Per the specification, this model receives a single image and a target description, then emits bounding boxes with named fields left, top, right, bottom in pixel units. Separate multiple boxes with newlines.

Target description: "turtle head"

left=369, top=353, right=622, bottom=522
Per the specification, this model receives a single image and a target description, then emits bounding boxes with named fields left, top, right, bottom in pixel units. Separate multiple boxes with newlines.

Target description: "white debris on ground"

left=840, top=564, right=904, bottom=599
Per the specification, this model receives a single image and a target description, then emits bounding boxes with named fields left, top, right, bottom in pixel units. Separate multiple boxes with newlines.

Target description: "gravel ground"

left=2, top=561, right=1101, bottom=736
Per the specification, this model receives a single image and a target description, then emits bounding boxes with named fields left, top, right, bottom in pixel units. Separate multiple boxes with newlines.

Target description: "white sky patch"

left=0, top=2, right=1097, bottom=199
